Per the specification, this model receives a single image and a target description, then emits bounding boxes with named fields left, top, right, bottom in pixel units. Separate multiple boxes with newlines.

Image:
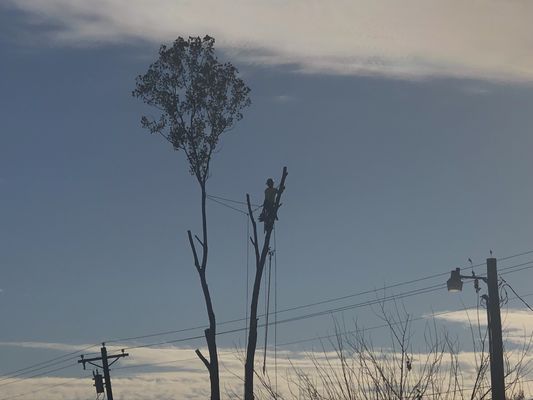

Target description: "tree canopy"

left=133, top=35, right=251, bottom=184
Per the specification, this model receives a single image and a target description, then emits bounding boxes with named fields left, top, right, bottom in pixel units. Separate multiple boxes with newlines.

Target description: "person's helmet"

left=266, top=178, right=274, bottom=186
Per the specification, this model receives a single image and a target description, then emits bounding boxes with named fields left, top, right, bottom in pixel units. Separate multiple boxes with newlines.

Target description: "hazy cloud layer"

left=5, top=0, right=533, bottom=81
left=3, top=310, right=533, bottom=400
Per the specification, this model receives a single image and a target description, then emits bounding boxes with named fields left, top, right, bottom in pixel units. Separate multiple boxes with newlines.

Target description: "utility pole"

left=486, top=257, right=505, bottom=400
left=447, top=258, right=506, bottom=399
left=78, top=343, right=129, bottom=400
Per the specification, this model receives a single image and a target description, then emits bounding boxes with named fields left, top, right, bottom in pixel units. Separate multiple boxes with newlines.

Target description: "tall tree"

left=245, top=167, right=288, bottom=400
left=133, top=35, right=251, bottom=400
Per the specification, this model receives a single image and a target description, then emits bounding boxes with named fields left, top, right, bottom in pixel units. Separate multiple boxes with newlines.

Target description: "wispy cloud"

left=434, top=308, right=533, bottom=345
left=4, top=0, right=533, bottom=82
left=0, top=341, right=92, bottom=352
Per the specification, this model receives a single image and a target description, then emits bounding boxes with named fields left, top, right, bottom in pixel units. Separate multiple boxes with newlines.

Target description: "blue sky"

left=1, top=1, right=533, bottom=398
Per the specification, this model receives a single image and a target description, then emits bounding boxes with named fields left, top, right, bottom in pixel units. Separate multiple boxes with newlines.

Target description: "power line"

left=0, top=356, right=78, bottom=385
left=7, top=263, right=532, bottom=389
left=0, top=344, right=98, bottom=383
left=276, top=291, right=533, bottom=347
left=120, top=283, right=446, bottom=351
left=6, top=282, right=532, bottom=399
left=4, top=250, right=533, bottom=389
left=0, top=374, right=84, bottom=400
left=103, top=255, right=533, bottom=347
left=0, top=363, right=77, bottom=389
left=97, top=292, right=533, bottom=373
left=0, top=381, right=67, bottom=400
left=105, top=272, right=453, bottom=344
left=117, top=260, right=533, bottom=352
left=500, top=277, right=533, bottom=312
left=498, top=249, right=533, bottom=262
left=500, top=261, right=533, bottom=275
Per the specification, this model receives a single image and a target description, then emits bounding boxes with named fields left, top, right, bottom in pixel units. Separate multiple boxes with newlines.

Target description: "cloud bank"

left=3, top=308, right=533, bottom=400
left=4, top=0, right=533, bottom=82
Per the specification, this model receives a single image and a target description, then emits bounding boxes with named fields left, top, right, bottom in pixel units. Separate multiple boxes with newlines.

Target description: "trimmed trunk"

left=244, top=167, right=288, bottom=400
left=190, top=184, right=220, bottom=400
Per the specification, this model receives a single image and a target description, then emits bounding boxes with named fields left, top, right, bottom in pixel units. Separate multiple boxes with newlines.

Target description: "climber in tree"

left=258, top=178, right=278, bottom=228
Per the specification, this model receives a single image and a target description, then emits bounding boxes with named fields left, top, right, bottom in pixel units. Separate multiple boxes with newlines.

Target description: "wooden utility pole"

left=486, top=258, right=505, bottom=400
left=447, top=258, right=506, bottom=399
left=78, top=343, right=129, bottom=400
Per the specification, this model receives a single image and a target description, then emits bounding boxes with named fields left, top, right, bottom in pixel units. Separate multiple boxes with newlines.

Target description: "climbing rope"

left=274, top=226, right=278, bottom=395
left=245, top=215, right=250, bottom=349
left=263, top=248, right=274, bottom=374
left=205, top=192, right=280, bottom=391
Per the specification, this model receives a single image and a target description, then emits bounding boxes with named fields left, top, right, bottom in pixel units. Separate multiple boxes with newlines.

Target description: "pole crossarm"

left=78, top=344, right=129, bottom=400
left=78, top=352, right=129, bottom=370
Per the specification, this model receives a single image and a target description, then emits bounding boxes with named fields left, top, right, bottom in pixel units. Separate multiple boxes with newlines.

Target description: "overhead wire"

left=11, top=265, right=533, bottom=370
left=120, top=282, right=447, bottom=351
left=103, top=255, right=533, bottom=346
left=88, top=292, right=533, bottom=374
left=0, top=362, right=78, bottom=389
left=116, top=260, right=533, bottom=352
left=4, top=256, right=530, bottom=389
left=5, top=262, right=533, bottom=400
left=0, top=381, right=68, bottom=400
left=3, top=246, right=533, bottom=395
left=500, top=261, right=533, bottom=275
left=0, top=356, right=79, bottom=385
left=104, top=273, right=452, bottom=343
left=0, top=344, right=98, bottom=383
left=276, top=291, right=533, bottom=347
left=0, top=372, right=84, bottom=400
left=500, top=277, right=533, bottom=312
left=134, top=194, right=533, bottom=346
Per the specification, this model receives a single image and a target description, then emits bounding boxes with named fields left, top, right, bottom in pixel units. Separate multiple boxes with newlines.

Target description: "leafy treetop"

left=133, top=35, right=251, bottom=184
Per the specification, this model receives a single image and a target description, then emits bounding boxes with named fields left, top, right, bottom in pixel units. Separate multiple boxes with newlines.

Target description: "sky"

left=1, top=1, right=533, bottom=399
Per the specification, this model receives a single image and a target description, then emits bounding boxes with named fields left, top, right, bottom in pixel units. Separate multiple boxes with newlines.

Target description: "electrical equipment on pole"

left=93, top=370, right=104, bottom=394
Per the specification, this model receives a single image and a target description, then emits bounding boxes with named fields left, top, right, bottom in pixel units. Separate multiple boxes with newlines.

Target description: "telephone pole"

left=486, top=258, right=505, bottom=400
left=447, top=258, right=505, bottom=399
left=78, top=343, right=129, bottom=400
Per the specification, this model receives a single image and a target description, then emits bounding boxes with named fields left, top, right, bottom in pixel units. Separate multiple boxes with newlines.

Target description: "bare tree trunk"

left=189, top=184, right=220, bottom=400
left=244, top=167, right=288, bottom=400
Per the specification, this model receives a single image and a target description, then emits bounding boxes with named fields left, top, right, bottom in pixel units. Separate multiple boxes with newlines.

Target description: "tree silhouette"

left=133, top=35, right=251, bottom=400
left=245, top=167, right=288, bottom=400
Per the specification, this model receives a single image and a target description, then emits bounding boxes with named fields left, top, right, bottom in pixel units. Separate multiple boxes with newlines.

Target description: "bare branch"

left=195, top=234, right=205, bottom=248
left=188, top=230, right=201, bottom=272
left=246, top=194, right=260, bottom=266
left=196, top=349, right=211, bottom=370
